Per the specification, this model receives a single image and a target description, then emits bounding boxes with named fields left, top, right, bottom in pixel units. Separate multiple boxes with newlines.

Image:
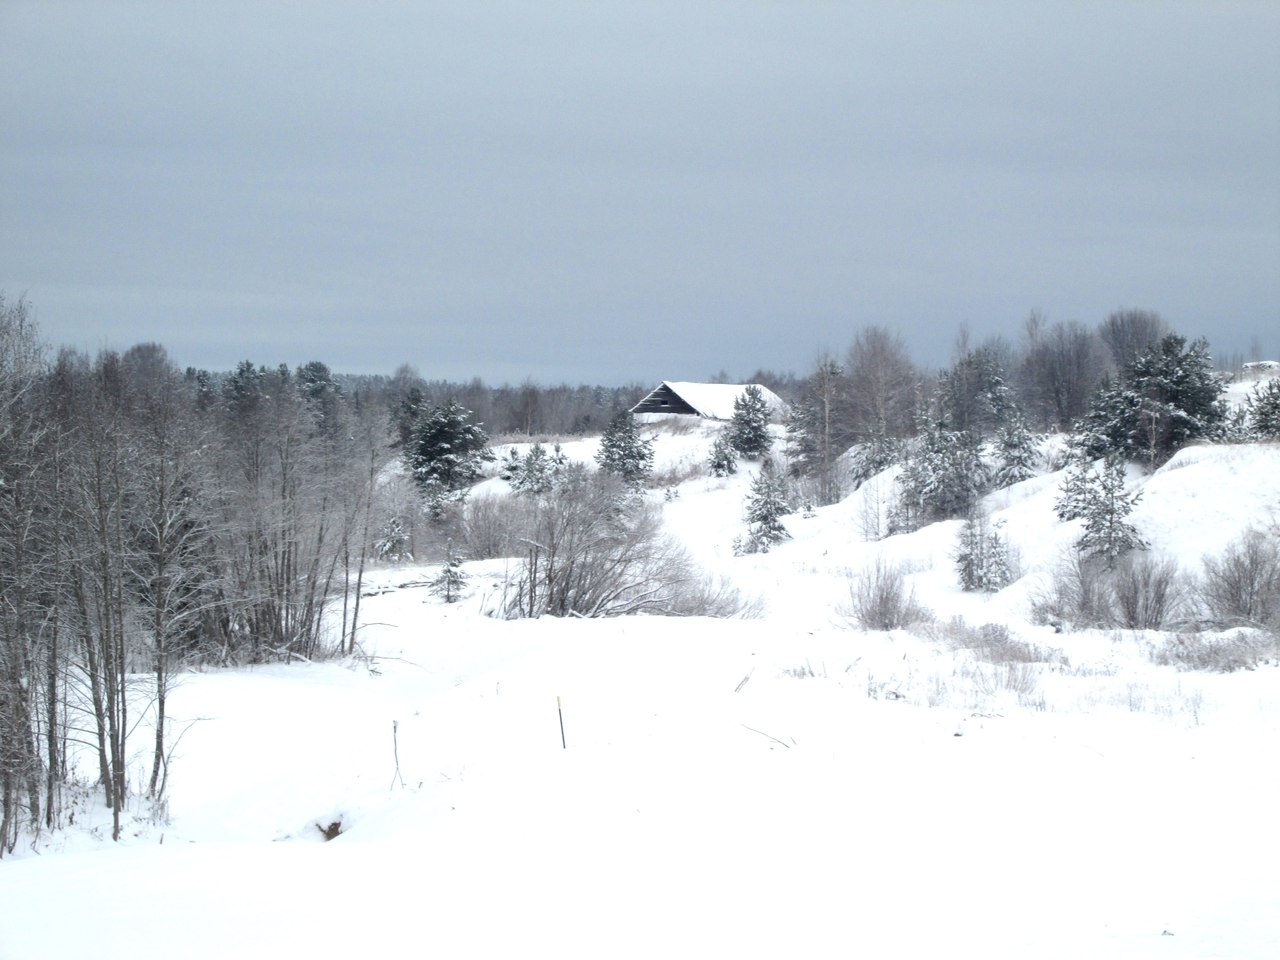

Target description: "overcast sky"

left=2, top=2, right=1277, bottom=385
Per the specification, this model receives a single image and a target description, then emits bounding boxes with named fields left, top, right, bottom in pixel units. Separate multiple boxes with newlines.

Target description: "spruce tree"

left=595, top=410, right=653, bottom=490
left=502, top=442, right=570, bottom=495
left=374, top=516, right=412, bottom=562
left=728, top=385, right=772, bottom=458
left=498, top=447, right=523, bottom=483
left=736, top=464, right=792, bottom=554
left=891, top=421, right=989, bottom=532
left=848, top=432, right=900, bottom=489
left=403, top=399, right=493, bottom=493
left=784, top=358, right=850, bottom=506
left=1054, top=455, right=1146, bottom=568
left=938, top=345, right=1010, bottom=437
left=954, top=513, right=1013, bottom=592
left=431, top=542, right=468, bottom=603
left=993, top=414, right=1038, bottom=488
left=1245, top=378, right=1280, bottom=440
left=1075, top=334, right=1227, bottom=467
left=708, top=433, right=738, bottom=477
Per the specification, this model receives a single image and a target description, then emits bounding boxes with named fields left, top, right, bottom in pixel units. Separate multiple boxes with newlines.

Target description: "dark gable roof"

left=631, top=383, right=700, bottom=416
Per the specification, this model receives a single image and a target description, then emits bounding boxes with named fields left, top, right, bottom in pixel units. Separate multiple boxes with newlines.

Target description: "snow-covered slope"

left=2, top=431, right=1279, bottom=960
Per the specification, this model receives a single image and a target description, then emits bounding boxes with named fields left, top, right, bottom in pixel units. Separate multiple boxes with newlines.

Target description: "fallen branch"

left=741, top=724, right=791, bottom=748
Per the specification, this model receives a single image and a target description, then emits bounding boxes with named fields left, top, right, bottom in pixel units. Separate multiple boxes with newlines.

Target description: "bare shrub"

left=502, top=470, right=752, bottom=619
left=782, top=660, right=825, bottom=679
left=1148, top=630, right=1280, bottom=673
left=650, top=457, right=705, bottom=488
left=927, top=618, right=1060, bottom=664
left=641, top=415, right=699, bottom=435
left=1198, top=528, right=1280, bottom=628
left=462, top=492, right=533, bottom=560
left=963, top=661, right=1042, bottom=699
left=845, top=558, right=931, bottom=630
left=1109, top=553, right=1186, bottom=629
left=669, top=576, right=763, bottom=619
left=1031, top=548, right=1114, bottom=630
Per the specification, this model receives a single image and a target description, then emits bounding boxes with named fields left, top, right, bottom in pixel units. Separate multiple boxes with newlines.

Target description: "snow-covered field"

left=3, top=422, right=1279, bottom=959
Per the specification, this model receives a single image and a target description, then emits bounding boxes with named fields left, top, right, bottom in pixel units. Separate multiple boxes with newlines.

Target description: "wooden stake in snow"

left=390, top=720, right=405, bottom=789
left=557, top=695, right=567, bottom=749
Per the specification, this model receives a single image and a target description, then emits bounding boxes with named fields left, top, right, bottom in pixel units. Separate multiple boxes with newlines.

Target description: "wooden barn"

left=631, top=381, right=785, bottom=421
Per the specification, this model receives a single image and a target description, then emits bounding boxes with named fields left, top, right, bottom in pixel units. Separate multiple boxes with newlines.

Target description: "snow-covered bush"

left=1147, top=631, right=1279, bottom=673
left=845, top=558, right=931, bottom=630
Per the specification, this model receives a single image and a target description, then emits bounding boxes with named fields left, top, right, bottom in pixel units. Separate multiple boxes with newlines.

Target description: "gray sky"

left=3, top=2, right=1277, bottom=385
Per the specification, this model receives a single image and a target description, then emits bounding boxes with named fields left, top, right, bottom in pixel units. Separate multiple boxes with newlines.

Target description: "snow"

left=2, top=433, right=1280, bottom=959
left=1225, top=358, right=1280, bottom=408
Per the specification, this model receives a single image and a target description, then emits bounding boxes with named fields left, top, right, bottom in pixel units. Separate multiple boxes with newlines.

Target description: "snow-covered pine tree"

left=1054, top=454, right=1146, bottom=568
left=784, top=358, right=850, bottom=506
left=736, top=464, right=792, bottom=554
left=993, top=413, right=1038, bottom=488
left=848, top=432, right=900, bottom=489
left=890, top=421, right=989, bottom=532
left=546, top=442, right=570, bottom=489
left=1246, top=378, right=1280, bottom=440
left=937, top=344, right=1010, bottom=437
left=708, top=433, right=738, bottom=476
left=1075, top=334, right=1227, bottom=468
left=728, top=385, right=772, bottom=458
left=954, top=513, right=1013, bottom=592
left=595, top=410, right=654, bottom=490
left=403, top=399, right=494, bottom=493
left=504, top=442, right=571, bottom=495
left=374, top=516, right=412, bottom=562
left=783, top=398, right=817, bottom=468
left=498, top=447, right=522, bottom=482
left=431, top=542, right=468, bottom=603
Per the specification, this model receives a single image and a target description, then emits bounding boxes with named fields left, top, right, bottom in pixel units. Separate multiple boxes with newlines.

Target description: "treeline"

left=320, top=367, right=648, bottom=439
left=781, top=309, right=1269, bottom=507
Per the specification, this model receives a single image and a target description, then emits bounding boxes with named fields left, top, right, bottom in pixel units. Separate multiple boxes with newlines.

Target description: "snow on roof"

left=641, top=381, right=785, bottom=420
left=1241, top=360, right=1280, bottom=379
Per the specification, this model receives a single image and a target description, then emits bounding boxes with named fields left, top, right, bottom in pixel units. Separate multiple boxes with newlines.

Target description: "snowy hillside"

left=2, top=423, right=1279, bottom=959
